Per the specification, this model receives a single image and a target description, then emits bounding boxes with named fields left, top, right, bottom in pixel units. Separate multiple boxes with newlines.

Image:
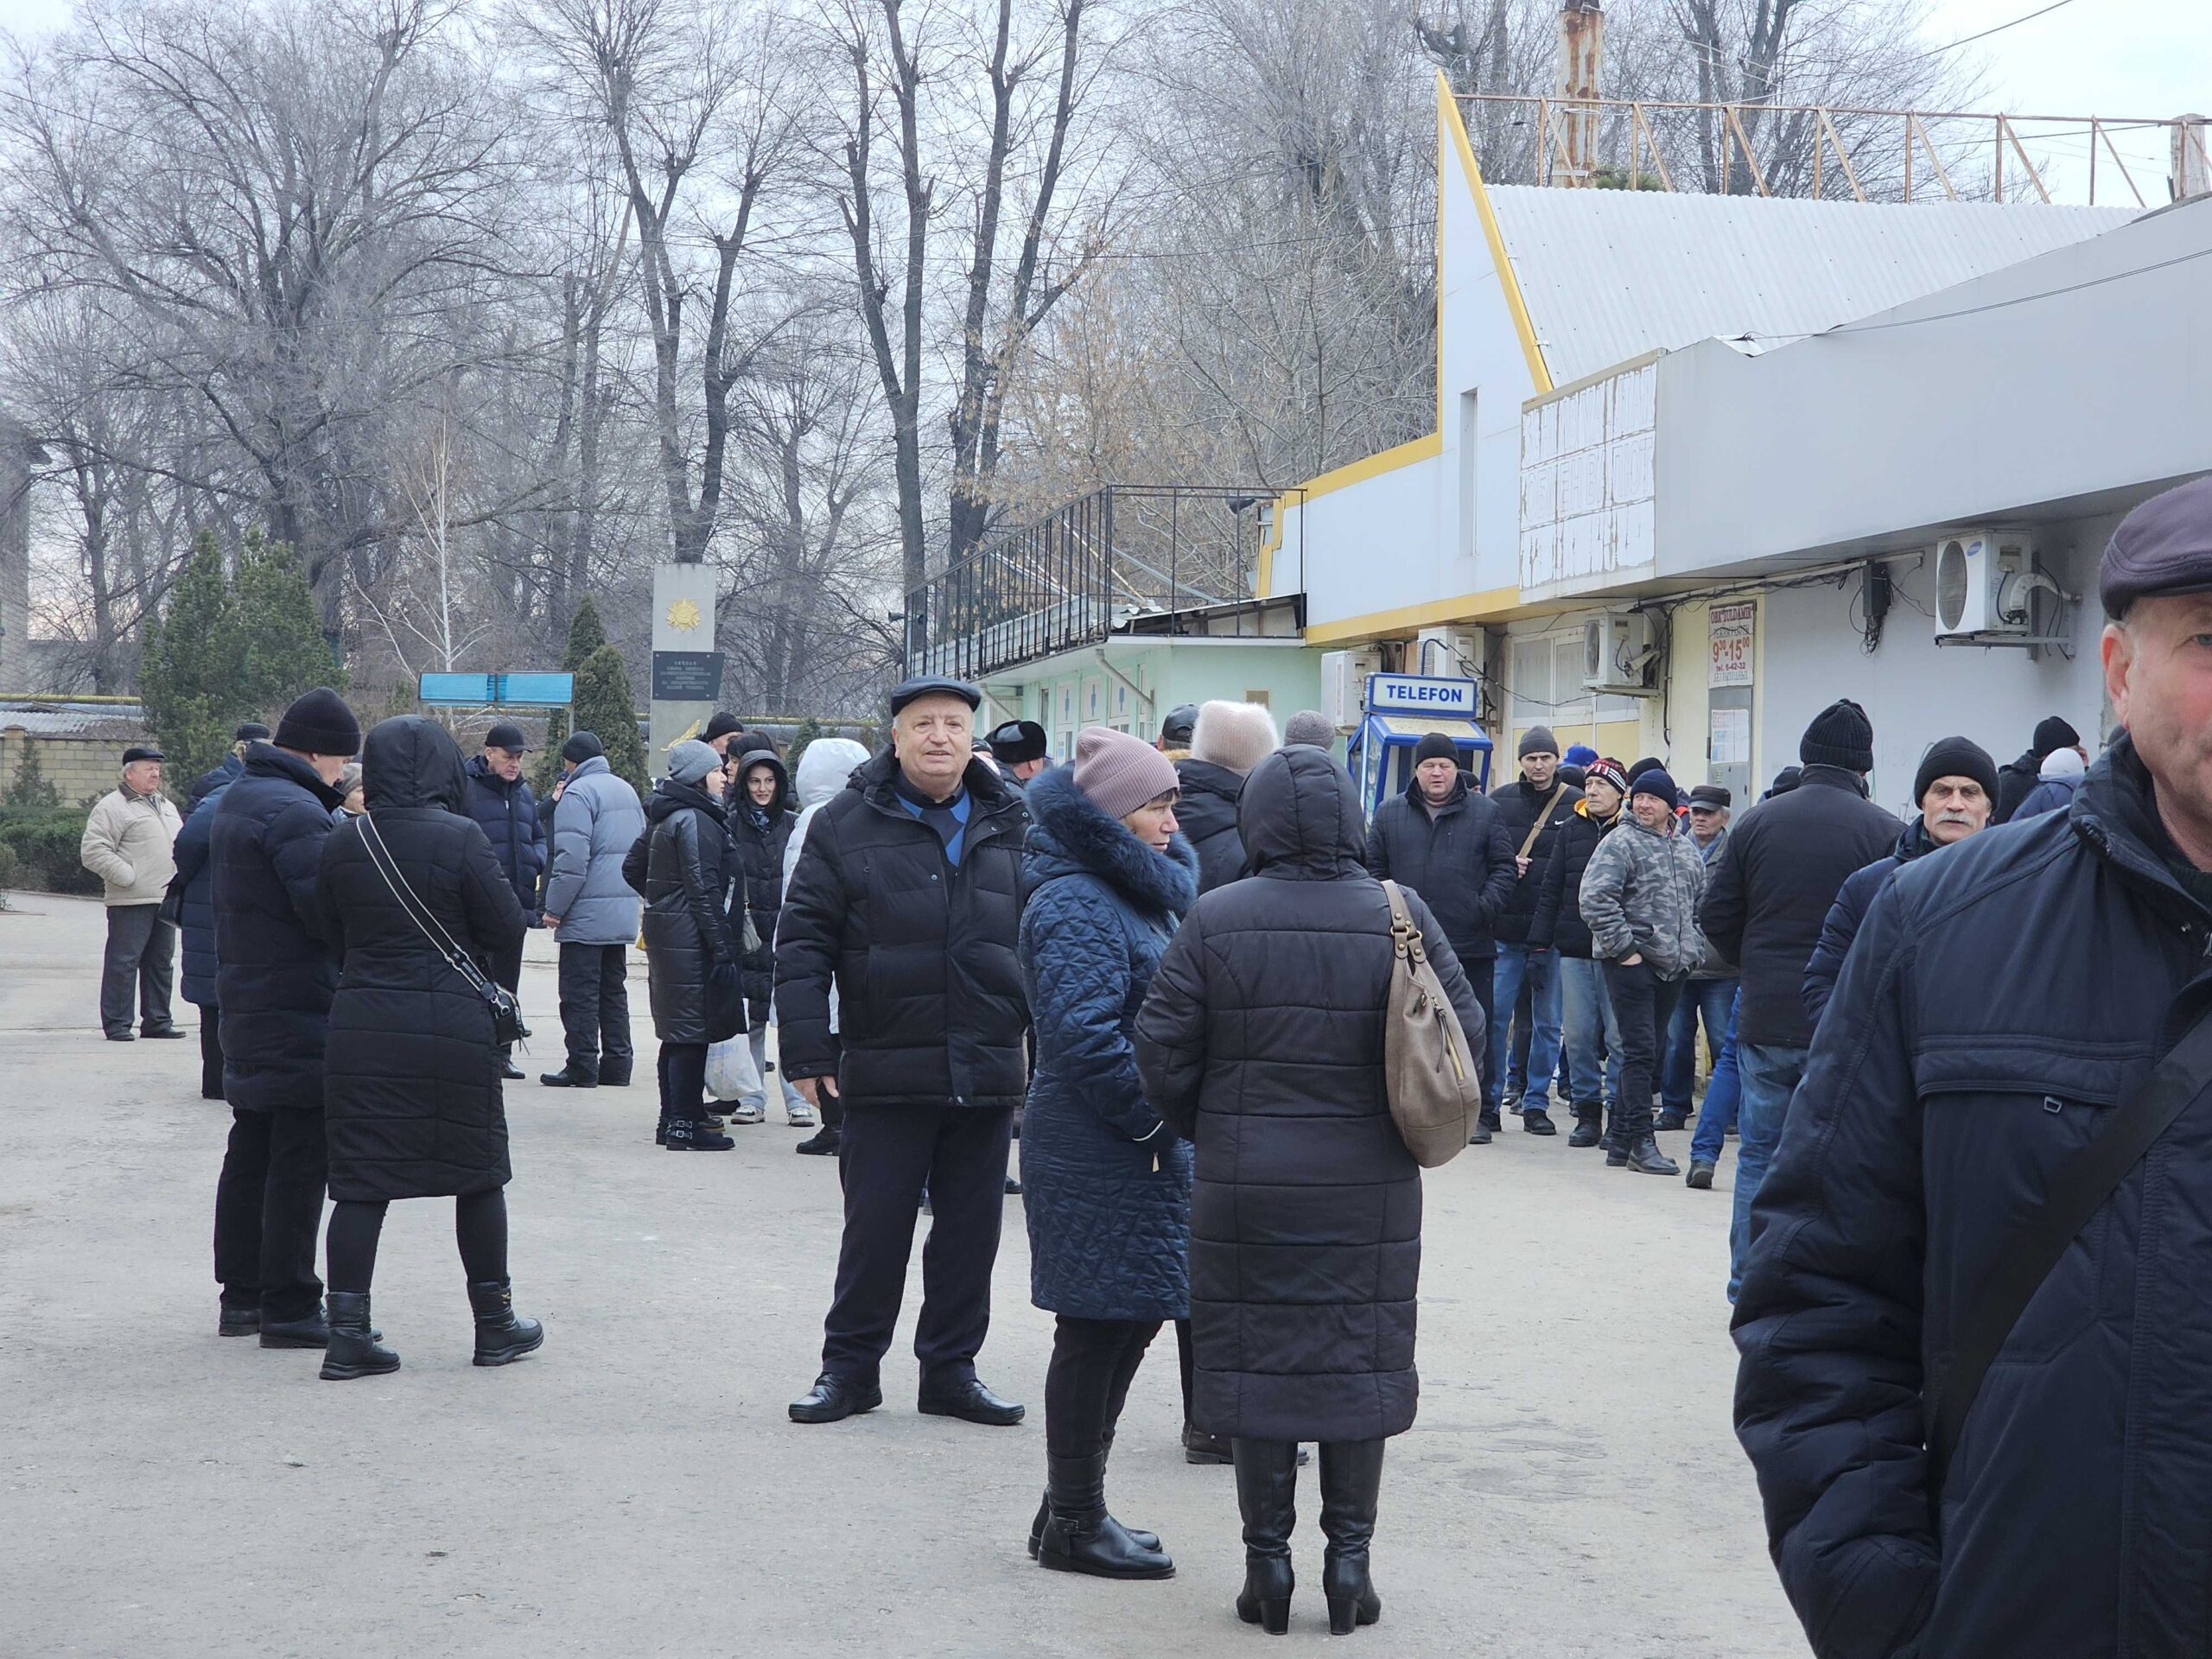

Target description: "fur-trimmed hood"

left=1022, top=761, right=1198, bottom=920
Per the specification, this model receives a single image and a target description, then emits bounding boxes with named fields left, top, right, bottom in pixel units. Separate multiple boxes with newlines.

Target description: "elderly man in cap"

left=1732, top=477, right=2212, bottom=1659
left=778, top=674, right=1032, bottom=1427
left=539, top=730, right=645, bottom=1089
left=986, top=717, right=1052, bottom=789
left=1658, top=784, right=1739, bottom=1137
left=208, top=687, right=359, bottom=1344
left=81, top=744, right=186, bottom=1040
left=465, top=721, right=549, bottom=1079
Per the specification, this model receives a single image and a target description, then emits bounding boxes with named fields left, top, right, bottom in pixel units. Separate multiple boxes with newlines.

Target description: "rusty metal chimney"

left=1554, top=1, right=1605, bottom=187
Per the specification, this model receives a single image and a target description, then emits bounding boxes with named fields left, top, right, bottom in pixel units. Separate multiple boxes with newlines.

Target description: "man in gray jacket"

left=540, top=730, right=645, bottom=1088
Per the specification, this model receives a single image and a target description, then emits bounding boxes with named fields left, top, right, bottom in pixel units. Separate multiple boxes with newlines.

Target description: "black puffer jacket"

left=461, top=753, right=547, bottom=919
left=1529, top=798, right=1618, bottom=958
left=1135, top=747, right=1483, bottom=1444
left=315, top=718, right=527, bottom=1203
left=1734, top=737, right=2212, bottom=1659
left=728, top=752, right=797, bottom=1020
left=629, top=780, right=746, bottom=1047
left=1698, top=765, right=1899, bottom=1048
left=1364, top=774, right=1516, bottom=962
left=774, top=750, right=1029, bottom=1108
left=1800, top=817, right=1939, bottom=1027
left=1993, top=747, right=2043, bottom=824
left=1488, top=773, right=1585, bottom=945
left=210, top=744, right=345, bottom=1111
left=1173, top=756, right=1248, bottom=893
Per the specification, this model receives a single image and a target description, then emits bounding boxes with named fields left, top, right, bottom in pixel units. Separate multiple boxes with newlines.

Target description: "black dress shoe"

left=219, top=1304, right=260, bottom=1338
left=499, top=1059, right=525, bottom=1081
left=539, top=1066, right=597, bottom=1088
left=790, top=1373, right=882, bottom=1424
left=918, top=1376, right=1025, bottom=1426
left=141, top=1024, right=188, bottom=1039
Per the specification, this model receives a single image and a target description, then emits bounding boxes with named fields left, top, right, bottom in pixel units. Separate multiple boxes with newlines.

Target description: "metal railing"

left=1459, top=93, right=2210, bottom=208
left=904, top=485, right=1293, bottom=683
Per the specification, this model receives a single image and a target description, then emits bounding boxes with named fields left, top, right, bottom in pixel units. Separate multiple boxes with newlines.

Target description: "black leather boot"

left=1037, top=1452, right=1174, bottom=1579
left=1319, top=1440, right=1386, bottom=1633
left=467, top=1279, right=544, bottom=1366
left=1232, top=1438, right=1299, bottom=1634
left=1622, top=1134, right=1680, bottom=1175
left=1567, top=1104, right=1603, bottom=1148
left=1029, top=1432, right=1160, bottom=1559
left=319, top=1292, right=399, bottom=1380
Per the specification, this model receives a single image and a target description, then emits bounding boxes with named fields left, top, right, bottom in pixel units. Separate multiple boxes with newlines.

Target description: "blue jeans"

left=1556, top=957, right=1618, bottom=1110
left=1489, top=945, right=1562, bottom=1114
left=1730, top=1040, right=1809, bottom=1303
left=1664, top=978, right=1739, bottom=1113
left=1689, top=987, right=1744, bottom=1166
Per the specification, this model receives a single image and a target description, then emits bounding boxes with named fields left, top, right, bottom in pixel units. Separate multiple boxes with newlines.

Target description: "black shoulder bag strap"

left=1928, top=1001, right=2212, bottom=1491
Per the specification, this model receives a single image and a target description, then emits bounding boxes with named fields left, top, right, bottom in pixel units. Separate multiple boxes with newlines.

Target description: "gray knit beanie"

left=667, top=739, right=720, bottom=786
left=1191, top=701, right=1280, bottom=775
left=1282, top=709, right=1335, bottom=748
left=1073, top=727, right=1182, bottom=820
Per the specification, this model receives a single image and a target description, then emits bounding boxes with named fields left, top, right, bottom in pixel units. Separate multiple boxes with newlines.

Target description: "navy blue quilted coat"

left=1018, top=764, right=1198, bottom=1322
left=1734, top=735, right=2212, bottom=1659
left=170, top=779, right=234, bottom=1007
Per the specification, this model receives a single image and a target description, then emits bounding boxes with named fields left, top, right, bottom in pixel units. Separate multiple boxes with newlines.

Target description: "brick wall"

left=0, top=734, right=139, bottom=808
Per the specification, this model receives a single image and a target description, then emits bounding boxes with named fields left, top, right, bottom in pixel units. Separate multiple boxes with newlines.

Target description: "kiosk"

left=1346, top=673, right=1493, bottom=818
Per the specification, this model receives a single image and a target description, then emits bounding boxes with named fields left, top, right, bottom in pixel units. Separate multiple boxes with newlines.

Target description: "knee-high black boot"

left=1232, top=1438, right=1299, bottom=1634
left=1038, top=1452, right=1174, bottom=1580
left=1319, top=1440, right=1386, bottom=1634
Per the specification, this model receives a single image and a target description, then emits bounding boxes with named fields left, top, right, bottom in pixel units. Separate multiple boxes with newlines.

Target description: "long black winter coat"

left=1800, top=817, right=1937, bottom=1027
left=315, top=718, right=527, bottom=1203
left=1733, top=737, right=2212, bottom=1659
left=774, top=750, right=1029, bottom=1109
left=1529, top=798, right=1618, bottom=958
left=1697, top=765, right=1898, bottom=1049
left=1020, top=765, right=1198, bottom=1322
left=1135, top=747, right=1483, bottom=1443
left=1365, top=774, right=1517, bottom=963
left=462, top=753, right=547, bottom=919
left=1173, top=757, right=1248, bottom=893
left=627, top=781, right=747, bottom=1046
left=170, top=780, right=233, bottom=1007
left=211, top=744, right=346, bottom=1111
left=728, top=752, right=797, bottom=1020
left=1487, top=773, right=1585, bottom=945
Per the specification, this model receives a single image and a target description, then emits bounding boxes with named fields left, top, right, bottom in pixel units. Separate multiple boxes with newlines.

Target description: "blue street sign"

left=418, top=671, right=574, bottom=708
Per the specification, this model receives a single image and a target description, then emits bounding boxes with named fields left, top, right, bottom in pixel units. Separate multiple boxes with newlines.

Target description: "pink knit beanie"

left=1072, top=727, right=1181, bottom=821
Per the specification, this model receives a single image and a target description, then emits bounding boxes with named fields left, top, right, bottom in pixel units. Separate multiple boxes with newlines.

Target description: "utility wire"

left=1916, top=0, right=2082, bottom=60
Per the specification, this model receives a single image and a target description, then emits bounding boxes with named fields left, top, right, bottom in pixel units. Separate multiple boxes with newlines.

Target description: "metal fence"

left=905, top=485, right=1291, bottom=683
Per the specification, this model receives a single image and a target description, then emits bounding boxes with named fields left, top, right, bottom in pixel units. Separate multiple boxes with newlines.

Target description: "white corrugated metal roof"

left=1484, top=188, right=2138, bottom=386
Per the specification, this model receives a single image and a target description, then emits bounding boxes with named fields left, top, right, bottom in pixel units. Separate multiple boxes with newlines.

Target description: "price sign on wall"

left=1709, top=601, right=1756, bottom=689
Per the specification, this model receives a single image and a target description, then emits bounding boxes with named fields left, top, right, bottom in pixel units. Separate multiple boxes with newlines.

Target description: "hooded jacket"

left=314, top=717, right=526, bottom=1202
left=542, top=754, right=645, bottom=945
left=1365, top=772, right=1517, bottom=963
left=1134, top=748, right=1483, bottom=1444
left=1018, top=764, right=1198, bottom=1322
left=211, top=744, right=346, bottom=1110
left=1734, top=735, right=2212, bottom=1659
left=1801, top=817, right=1940, bottom=1027
left=728, top=750, right=796, bottom=1019
left=1488, top=772, right=1586, bottom=946
left=772, top=748, right=1030, bottom=1108
left=1698, top=766, right=1899, bottom=1049
left=1578, top=810, right=1710, bottom=977
left=628, top=779, right=746, bottom=1047
left=1172, top=756, right=1249, bottom=893
left=461, top=753, right=548, bottom=919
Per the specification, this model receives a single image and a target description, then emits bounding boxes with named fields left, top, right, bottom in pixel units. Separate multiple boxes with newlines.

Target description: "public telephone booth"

left=1346, top=673, right=1493, bottom=819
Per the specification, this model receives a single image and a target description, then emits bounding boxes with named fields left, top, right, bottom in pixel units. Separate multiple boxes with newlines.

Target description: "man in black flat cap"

left=1735, top=476, right=2212, bottom=1659
left=777, top=673, right=1032, bottom=1427
left=985, top=718, right=1051, bottom=790
left=464, top=721, right=548, bottom=1079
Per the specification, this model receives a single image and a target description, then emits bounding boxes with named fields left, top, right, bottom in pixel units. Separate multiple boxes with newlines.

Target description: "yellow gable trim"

left=1440, top=76, right=1552, bottom=396
left=1305, top=586, right=1524, bottom=645
left=1258, top=434, right=1440, bottom=598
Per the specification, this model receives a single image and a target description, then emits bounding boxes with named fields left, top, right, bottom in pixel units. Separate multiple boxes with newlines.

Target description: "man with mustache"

left=1800, top=734, right=1999, bottom=1028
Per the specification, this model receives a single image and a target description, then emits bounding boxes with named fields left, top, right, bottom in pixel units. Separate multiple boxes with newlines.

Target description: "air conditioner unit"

left=1321, top=647, right=1382, bottom=728
left=1584, top=610, right=1658, bottom=696
left=1934, top=531, right=2040, bottom=639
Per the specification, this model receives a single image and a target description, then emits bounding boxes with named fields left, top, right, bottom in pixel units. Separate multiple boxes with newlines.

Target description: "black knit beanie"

left=1412, top=732, right=1459, bottom=766
left=1627, top=755, right=1664, bottom=785
left=273, top=687, right=361, bottom=758
left=562, top=730, right=604, bottom=764
left=2032, top=716, right=2080, bottom=758
left=1800, top=699, right=1874, bottom=772
left=1913, top=736, right=1999, bottom=808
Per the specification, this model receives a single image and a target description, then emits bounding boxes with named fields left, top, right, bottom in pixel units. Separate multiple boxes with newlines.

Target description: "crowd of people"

left=71, top=473, right=2212, bottom=1652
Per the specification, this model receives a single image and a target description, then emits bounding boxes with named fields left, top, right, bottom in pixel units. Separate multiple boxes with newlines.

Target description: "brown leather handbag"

left=1379, top=880, right=1482, bottom=1167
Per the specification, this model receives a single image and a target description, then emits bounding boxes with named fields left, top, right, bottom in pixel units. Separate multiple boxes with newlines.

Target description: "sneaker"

left=729, top=1102, right=766, bottom=1125
left=785, top=1103, right=817, bottom=1128
left=1686, top=1160, right=1716, bottom=1190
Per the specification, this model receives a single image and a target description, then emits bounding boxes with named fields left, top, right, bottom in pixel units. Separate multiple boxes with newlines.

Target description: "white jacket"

left=80, top=786, right=183, bottom=906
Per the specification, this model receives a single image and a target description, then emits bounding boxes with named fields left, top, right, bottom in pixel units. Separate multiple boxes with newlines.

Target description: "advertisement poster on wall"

left=1709, top=601, right=1756, bottom=689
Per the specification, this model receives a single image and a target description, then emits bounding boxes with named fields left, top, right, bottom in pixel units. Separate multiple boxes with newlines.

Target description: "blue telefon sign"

left=1366, top=673, right=1478, bottom=716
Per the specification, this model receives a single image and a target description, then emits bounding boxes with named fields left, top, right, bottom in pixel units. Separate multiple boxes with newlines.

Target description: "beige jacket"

left=80, top=786, right=183, bottom=907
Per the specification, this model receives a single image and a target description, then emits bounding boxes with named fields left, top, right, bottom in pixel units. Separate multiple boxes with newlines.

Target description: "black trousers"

left=198, top=1011, right=226, bottom=1098
left=1046, top=1315, right=1161, bottom=1459
left=556, top=942, right=632, bottom=1076
left=213, top=1104, right=327, bottom=1322
left=657, top=1041, right=708, bottom=1123
left=487, top=937, right=524, bottom=1058
left=1465, top=956, right=1497, bottom=1099
left=822, top=1102, right=1014, bottom=1386
left=1601, top=960, right=1682, bottom=1144
left=100, top=903, right=175, bottom=1036
left=326, top=1189, right=509, bottom=1294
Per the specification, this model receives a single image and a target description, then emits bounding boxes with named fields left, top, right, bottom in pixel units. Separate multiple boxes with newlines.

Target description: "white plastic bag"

left=705, top=1033, right=764, bottom=1103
